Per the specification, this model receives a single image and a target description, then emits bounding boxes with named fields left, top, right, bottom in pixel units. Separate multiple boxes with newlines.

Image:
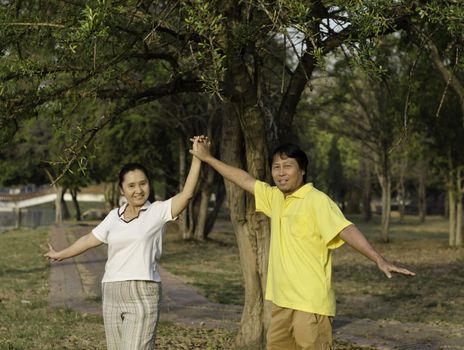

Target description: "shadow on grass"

left=0, top=266, right=48, bottom=276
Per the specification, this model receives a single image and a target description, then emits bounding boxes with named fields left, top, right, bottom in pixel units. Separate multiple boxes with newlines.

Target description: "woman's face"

left=120, top=169, right=150, bottom=208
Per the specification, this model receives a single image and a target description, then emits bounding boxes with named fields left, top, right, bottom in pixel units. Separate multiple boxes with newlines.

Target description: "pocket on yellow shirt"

left=282, top=214, right=311, bottom=238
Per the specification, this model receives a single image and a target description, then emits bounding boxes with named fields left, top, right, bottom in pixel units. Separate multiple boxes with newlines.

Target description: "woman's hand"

left=44, top=233, right=103, bottom=262
left=189, top=135, right=212, bottom=161
left=44, top=242, right=62, bottom=262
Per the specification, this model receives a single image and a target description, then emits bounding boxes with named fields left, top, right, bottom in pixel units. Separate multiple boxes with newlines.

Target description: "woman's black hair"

left=118, top=162, right=151, bottom=188
left=269, top=143, right=309, bottom=182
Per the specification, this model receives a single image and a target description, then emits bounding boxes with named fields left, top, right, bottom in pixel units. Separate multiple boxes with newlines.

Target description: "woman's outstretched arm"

left=44, top=232, right=103, bottom=262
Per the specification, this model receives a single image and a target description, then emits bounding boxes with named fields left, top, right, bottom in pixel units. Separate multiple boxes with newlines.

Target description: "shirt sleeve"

left=150, top=198, right=175, bottom=222
left=92, top=210, right=116, bottom=244
left=254, top=180, right=274, bottom=217
left=313, top=193, right=352, bottom=249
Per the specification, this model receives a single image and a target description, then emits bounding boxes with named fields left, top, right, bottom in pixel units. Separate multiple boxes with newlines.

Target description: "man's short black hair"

left=269, top=143, right=309, bottom=182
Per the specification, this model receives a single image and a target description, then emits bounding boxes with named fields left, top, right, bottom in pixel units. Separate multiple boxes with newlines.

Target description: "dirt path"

left=49, top=223, right=464, bottom=350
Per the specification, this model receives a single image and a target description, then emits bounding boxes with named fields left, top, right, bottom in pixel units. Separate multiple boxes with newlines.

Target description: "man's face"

left=271, top=154, right=305, bottom=196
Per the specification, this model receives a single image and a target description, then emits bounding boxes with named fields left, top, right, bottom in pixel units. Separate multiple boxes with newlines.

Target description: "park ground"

left=0, top=214, right=463, bottom=349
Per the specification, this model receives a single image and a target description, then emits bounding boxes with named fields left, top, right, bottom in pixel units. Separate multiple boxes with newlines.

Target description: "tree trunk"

left=177, top=135, right=193, bottom=239
left=44, top=169, right=64, bottom=224
left=55, top=186, right=64, bottom=224
left=377, top=150, right=391, bottom=243
left=456, top=199, right=462, bottom=247
left=221, top=104, right=270, bottom=349
left=361, top=159, right=372, bottom=221
left=194, top=187, right=211, bottom=241
left=204, top=183, right=226, bottom=238
left=447, top=166, right=464, bottom=247
left=61, top=188, right=70, bottom=220
left=15, top=207, right=22, bottom=229
left=397, top=159, right=406, bottom=222
left=380, top=176, right=391, bottom=242
left=194, top=161, right=217, bottom=240
left=418, top=161, right=427, bottom=223
left=455, top=168, right=463, bottom=247
left=448, top=186, right=457, bottom=247
left=104, top=182, right=119, bottom=210
left=70, top=187, right=81, bottom=221
left=396, top=180, right=405, bottom=221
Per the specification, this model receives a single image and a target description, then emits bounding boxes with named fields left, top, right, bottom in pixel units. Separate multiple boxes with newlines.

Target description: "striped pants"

left=102, top=281, right=161, bottom=350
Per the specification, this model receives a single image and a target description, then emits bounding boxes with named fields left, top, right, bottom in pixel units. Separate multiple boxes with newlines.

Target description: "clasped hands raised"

left=189, top=135, right=212, bottom=162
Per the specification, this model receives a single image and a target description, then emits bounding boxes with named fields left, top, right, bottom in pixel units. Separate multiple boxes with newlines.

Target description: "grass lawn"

left=0, top=228, right=237, bottom=349
left=0, top=213, right=461, bottom=349
left=334, top=214, right=464, bottom=324
left=162, top=214, right=464, bottom=326
left=163, top=223, right=245, bottom=305
left=0, top=228, right=106, bottom=349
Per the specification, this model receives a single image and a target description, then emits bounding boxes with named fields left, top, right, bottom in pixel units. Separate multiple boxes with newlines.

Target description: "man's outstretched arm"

left=190, top=136, right=256, bottom=194
left=339, top=224, right=416, bottom=278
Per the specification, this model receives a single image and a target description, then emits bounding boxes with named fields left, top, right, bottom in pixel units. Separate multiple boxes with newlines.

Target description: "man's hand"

left=340, top=225, right=416, bottom=279
left=188, top=134, right=256, bottom=194
left=190, top=135, right=212, bottom=162
left=377, top=259, right=416, bottom=279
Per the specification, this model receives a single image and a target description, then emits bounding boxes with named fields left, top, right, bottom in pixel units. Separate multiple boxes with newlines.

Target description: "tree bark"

left=194, top=186, right=211, bottom=241
left=361, top=158, right=372, bottom=221
left=447, top=164, right=464, bottom=247
left=204, top=183, right=225, bottom=238
left=70, top=187, right=81, bottom=221
left=455, top=168, right=463, bottom=247
left=55, top=185, right=64, bottom=224
left=44, top=169, right=64, bottom=224
left=104, top=182, right=119, bottom=210
left=221, top=104, right=270, bottom=349
left=15, top=207, right=22, bottom=229
left=396, top=155, right=407, bottom=221
left=61, top=188, right=70, bottom=220
left=377, top=148, right=391, bottom=242
left=418, top=160, right=427, bottom=223
left=456, top=198, right=462, bottom=247
left=380, top=175, right=391, bottom=243
left=397, top=179, right=405, bottom=221
left=177, top=135, right=193, bottom=239
left=448, top=186, right=456, bottom=247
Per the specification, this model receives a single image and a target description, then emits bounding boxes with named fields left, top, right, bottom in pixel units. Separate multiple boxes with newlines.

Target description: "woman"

left=45, top=138, right=204, bottom=350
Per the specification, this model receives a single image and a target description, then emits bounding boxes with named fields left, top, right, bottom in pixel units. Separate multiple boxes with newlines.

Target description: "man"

left=190, top=138, right=415, bottom=350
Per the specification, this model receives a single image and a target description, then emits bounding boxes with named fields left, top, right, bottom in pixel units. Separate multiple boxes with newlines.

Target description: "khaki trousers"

left=267, top=304, right=333, bottom=350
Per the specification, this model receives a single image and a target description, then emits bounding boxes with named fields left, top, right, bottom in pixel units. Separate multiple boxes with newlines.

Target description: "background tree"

left=308, top=37, right=413, bottom=242
left=326, top=137, right=346, bottom=210
left=405, top=1, right=464, bottom=246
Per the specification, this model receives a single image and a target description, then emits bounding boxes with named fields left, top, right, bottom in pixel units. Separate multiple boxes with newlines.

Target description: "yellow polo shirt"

left=255, top=181, right=352, bottom=316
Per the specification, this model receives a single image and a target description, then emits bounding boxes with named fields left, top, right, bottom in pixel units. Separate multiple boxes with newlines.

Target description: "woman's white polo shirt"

left=92, top=199, right=174, bottom=283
